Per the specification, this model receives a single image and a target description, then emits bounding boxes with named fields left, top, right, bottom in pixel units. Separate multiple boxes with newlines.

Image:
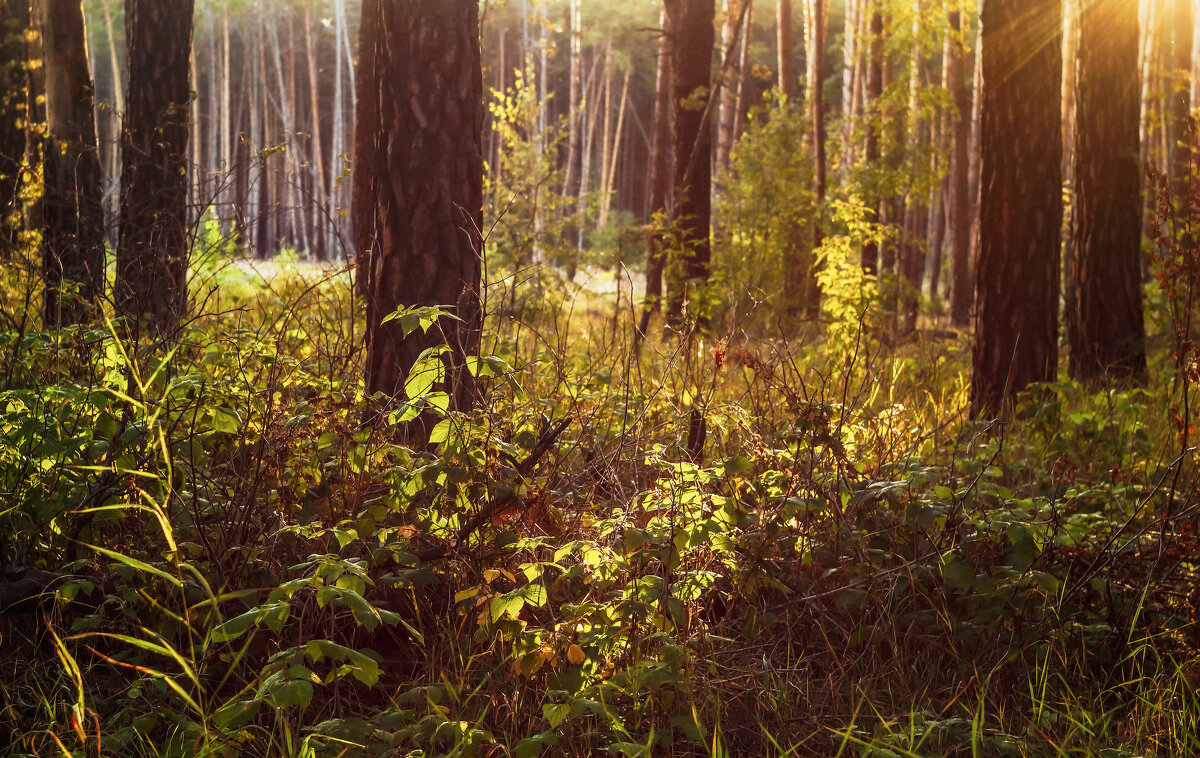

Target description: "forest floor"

left=1, top=256, right=1198, bottom=757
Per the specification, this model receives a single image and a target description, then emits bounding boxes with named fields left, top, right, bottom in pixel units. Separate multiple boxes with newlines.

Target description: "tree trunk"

left=0, top=0, right=29, bottom=259
left=947, top=9, right=972, bottom=325
left=599, top=69, right=630, bottom=230
left=861, top=6, right=883, bottom=274
left=116, top=0, right=194, bottom=330
left=665, top=0, right=715, bottom=328
left=564, top=0, right=583, bottom=206
left=971, top=0, right=1063, bottom=416
left=305, top=4, right=327, bottom=260
left=637, top=10, right=673, bottom=342
left=716, top=0, right=745, bottom=177
left=803, top=0, right=827, bottom=320
left=777, top=0, right=794, bottom=99
left=354, top=0, right=483, bottom=411
left=1067, top=0, right=1145, bottom=381
left=38, top=0, right=106, bottom=327
left=1168, top=0, right=1192, bottom=196
left=733, top=0, right=753, bottom=146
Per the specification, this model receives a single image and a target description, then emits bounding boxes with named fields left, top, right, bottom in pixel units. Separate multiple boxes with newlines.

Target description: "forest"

left=1, top=0, right=1200, bottom=755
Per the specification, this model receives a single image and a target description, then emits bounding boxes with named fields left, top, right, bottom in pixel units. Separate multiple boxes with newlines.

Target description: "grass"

left=0, top=238, right=1198, bottom=758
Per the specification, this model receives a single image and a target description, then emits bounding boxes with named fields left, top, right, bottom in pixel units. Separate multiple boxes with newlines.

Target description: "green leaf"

left=489, top=593, right=525, bottom=622
left=338, top=587, right=383, bottom=632
left=263, top=666, right=315, bottom=709
left=519, top=584, right=548, bottom=608
left=517, top=730, right=559, bottom=757
left=213, top=699, right=261, bottom=729
left=428, top=419, right=453, bottom=445
left=210, top=608, right=260, bottom=643
left=942, top=558, right=975, bottom=591
left=404, top=347, right=448, bottom=400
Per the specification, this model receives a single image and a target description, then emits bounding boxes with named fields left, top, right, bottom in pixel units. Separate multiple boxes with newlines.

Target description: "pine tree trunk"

left=777, top=0, right=794, bottom=99
left=638, top=9, right=673, bottom=342
left=39, top=0, right=106, bottom=326
left=947, top=9, right=972, bottom=325
left=1168, top=0, right=1192, bottom=196
left=971, top=0, right=1063, bottom=416
left=665, top=0, right=715, bottom=328
left=716, top=0, right=745, bottom=177
left=861, top=6, right=883, bottom=274
left=1067, top=0, right=1145, bottom=381
left=564, top=0, right=583, bottom=205
left=355, top=0, right=483, bottom=411
left=733, top=0, right=753, bottom=144
left=0, top=0, right=28, bottom=258
left=803, top=0, right=827, bottom=320
left=305, top=4, right=327, bottom=260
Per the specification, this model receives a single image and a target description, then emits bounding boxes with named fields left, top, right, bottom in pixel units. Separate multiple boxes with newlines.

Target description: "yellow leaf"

left=515, top=649, right=549, bottom=677
left=567, top=643, right=586, bottom=665
left=483, top=569, right=501, bottom=583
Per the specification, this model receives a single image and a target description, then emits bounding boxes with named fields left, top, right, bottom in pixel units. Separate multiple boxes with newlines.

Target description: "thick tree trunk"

left=116, top=0, right=194, bottom=330
left=665, top=0, right=715, bottom=328
left=354, top=0, right=483, bottom=411
left=38, top=0, right=106, bottom=327
left=1067, top=0, right=1145, bottom=381
left=971, top=0, right=1063, bottom=416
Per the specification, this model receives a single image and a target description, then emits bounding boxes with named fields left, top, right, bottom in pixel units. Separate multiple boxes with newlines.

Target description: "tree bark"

left=564, top=0, right=583, bottom=206
left=971, top=0, right=1063, bottom=416
left=354, top=0, right=483, bottom=411
left=861, top=5, right=883, bottom=274
left=803, top=0, right=827, bottom=319
left=947, top=9, right=972, bottom=326
left=665, top=0, right=715, bottom=328
left=0, top=0, right=29, bottom=259
left=777, top=0, right=794, bottom=99
left=1067, top=0, right=1145, bottom=381
left=1168, top=0, right=1193, bottom=197
left=116, top=0, right=194, bottom=330
left=716, top=0, right=746, bottom=177
left=637, top=10, right=673, bottom=342
left=38, top=0, right=106, bottom=327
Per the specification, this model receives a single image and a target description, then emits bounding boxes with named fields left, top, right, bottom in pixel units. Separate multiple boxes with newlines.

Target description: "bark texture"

left=354, top=0, right=483, bottom=409
left=665, top=0, right=715, bottom=327
left=637, top=10, right=673, bottom=342
left=946, top=9, right=973, bottom=326
left=0, top=0, right=27, bottom=258
left=971, top=0, right=1062, bottom=416
left=860, top=7, right=883, bottom=275
left=1067, top=0, right=1145, bottom=381
left=116, top=0, right=195, bottom=329
left=38, top=0, right=105, bottom=327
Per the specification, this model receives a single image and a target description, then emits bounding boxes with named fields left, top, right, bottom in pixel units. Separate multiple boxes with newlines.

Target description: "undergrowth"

left=2, top=167, right=1200, bottom=757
